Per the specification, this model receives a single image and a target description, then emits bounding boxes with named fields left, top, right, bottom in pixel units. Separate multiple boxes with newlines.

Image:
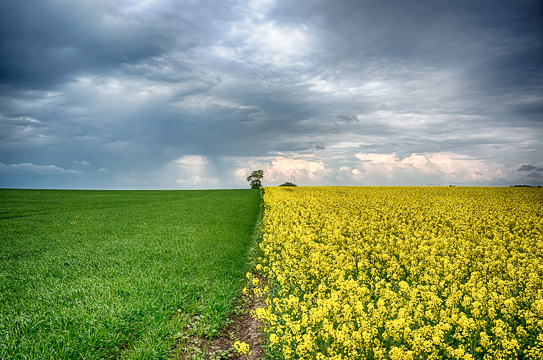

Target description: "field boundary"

left=170, top=200, right=267, bottom=360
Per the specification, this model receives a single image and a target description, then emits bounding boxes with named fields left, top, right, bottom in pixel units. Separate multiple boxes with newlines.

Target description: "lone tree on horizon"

left=247, top=170, right=264, bottom=189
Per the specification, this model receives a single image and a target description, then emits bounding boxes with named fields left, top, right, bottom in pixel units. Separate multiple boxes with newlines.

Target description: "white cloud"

left=304, top=75, right=391, bottom=97
left=121, top=0, right=161, bottom=14
left=235, top=167, right=250, bottom=179
left=211, top=0, right=314, bottom=68
left=233, top=156, right=327, bottom=185
left=74, top=160, right=91, bottom=166
left=212, top=20, right=313, bottom=67
left=69, top=75, right=175, bottom=104
left=168, top=155, right=219, bottom=188
left=173, top=94, right=256, bottom=111
left=0, top=162, right=83, bottom=175
left=64, top=73, right=219, bottom=119
left=244, top=0, right=276, bottom=18
left=401, top=153, right=489, bottom=179
left=0, top=115, right=42, bottom=124
left=355, top=153, right=399, bottom=164
left=272, top=157, right=323, bottom=174
left=175, top=155, right=207, bottom=166
left=113, top=155, right=223, bottom=189
left=354, top=152, right=506, bottom=184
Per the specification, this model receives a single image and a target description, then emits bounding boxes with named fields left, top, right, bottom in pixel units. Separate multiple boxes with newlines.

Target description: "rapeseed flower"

left=234, top=341, right=251, bottom=356
left=255, top=186, right=543, bottom=359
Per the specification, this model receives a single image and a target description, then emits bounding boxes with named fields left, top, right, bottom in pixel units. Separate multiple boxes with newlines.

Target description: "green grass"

left=0, top=189, right=261, bottom=359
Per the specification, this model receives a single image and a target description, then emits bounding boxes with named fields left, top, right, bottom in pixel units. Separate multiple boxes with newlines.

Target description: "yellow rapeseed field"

left=254, top=187, right=543, bottom=360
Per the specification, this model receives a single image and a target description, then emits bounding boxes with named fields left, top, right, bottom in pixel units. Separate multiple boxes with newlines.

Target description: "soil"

left=170, top=272, right=268, bottom=360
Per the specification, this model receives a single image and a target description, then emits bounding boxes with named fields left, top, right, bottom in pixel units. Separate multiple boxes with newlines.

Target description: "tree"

left=279, top=182, right=297, bottom=187
left=247, top=170, right=264, bottom=189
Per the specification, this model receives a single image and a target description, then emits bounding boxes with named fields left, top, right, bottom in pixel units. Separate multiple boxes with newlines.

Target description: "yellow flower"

left=255, top=186, right=543, bottom=359
left=233, top=341, right=251, bottom=355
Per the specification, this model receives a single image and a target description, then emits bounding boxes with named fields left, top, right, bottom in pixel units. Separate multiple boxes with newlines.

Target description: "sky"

left=1, top=0, right=542, bottom=189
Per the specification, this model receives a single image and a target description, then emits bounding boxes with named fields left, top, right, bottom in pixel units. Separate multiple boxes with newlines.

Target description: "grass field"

left=0, top=189, right=261, bottom=359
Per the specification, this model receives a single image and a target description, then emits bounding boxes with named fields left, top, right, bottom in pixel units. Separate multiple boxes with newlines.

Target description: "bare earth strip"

left=170, top=205, right=268, bottom=360
left=170, top=275, right=267, bottom=360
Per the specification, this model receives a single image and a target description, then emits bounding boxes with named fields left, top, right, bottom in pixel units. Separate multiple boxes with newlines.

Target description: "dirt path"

left=170, top=273, right=267, bottom=360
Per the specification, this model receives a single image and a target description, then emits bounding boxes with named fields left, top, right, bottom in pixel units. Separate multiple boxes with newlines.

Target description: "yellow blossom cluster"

left=255, top=187, right=543, bottom=360
left=234, top=341, right=251, bottom=356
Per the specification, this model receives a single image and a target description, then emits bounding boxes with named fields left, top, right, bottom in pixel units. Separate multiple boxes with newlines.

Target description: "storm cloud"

left=518, top=164, right=543, bottom=171
left=1, top=0, right=542, bottom=189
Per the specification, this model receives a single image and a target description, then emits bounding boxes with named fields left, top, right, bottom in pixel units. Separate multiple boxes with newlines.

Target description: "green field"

left=0, top=189, right=261, bottom=359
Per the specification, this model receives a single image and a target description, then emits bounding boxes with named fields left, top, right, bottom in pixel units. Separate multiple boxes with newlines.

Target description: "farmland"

left=255, top=187, right=543, bottom=360
left=0, top=189, right=261, bottom=359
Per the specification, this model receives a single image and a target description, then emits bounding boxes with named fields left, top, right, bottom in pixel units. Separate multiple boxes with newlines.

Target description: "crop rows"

left=255, top=187, right=543, bottom=360
left=0, top=189, right=261, bottom=359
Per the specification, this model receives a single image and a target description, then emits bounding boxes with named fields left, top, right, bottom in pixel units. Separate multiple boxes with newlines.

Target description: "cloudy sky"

left=1, top=0, right=542, bottom=189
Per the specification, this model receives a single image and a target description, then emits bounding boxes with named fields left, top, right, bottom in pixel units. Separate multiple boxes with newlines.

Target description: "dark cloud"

left=310, top=141, right=325, bottom=150
left=337, top=114, right=358, bottom=123
left=518, top=164, right=543, bottom=171
left=527, top=172, right=543, bottom=178
left=0, top=0, right=234, bottom=90
left=0, top=0, right=542, bottom=188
